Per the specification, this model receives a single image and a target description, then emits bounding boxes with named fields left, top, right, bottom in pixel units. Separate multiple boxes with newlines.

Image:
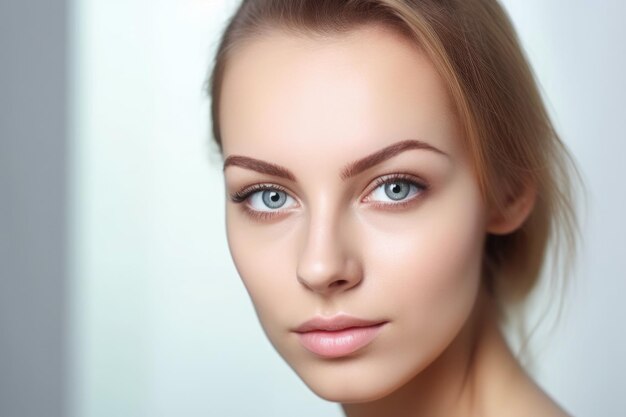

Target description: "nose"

left=296, top=207, right=363, bottom=296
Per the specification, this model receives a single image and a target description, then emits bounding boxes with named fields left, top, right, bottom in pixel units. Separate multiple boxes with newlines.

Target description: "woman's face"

left=220, top=25, right=489, bottom=402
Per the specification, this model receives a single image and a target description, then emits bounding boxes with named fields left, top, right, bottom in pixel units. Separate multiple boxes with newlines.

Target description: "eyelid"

left=230, top=183, right=295, bottom=204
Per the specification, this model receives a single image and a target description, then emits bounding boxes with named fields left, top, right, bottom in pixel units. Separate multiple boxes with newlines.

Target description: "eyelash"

left=229, top=173, right=429, bottom=221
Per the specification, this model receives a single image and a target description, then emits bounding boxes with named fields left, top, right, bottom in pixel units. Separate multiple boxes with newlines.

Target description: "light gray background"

left=1, top=1, right=624, bottom=417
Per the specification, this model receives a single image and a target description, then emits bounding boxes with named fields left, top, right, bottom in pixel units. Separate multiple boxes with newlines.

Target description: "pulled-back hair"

left=207, top=0, right=581, bottom=321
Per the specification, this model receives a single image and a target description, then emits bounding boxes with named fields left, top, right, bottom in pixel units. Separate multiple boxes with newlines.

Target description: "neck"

left=341, top=287, right=524, bottom=417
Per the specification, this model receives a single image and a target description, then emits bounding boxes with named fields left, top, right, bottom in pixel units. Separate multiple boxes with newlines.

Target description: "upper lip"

left=293, top=314, right=388, bottom=333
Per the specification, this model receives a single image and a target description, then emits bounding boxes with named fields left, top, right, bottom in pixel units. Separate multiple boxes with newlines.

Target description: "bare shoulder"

left=478, top=333, right=572, bottom=417
left=472, top=307, right=573, bottom=417
left=497, top=372, right=572, bottom=417
left=515, top=381, right=571, bottom=417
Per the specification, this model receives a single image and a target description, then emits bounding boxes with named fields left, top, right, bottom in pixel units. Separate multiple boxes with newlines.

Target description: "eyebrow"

left=223, top=139, right=448, bottom=181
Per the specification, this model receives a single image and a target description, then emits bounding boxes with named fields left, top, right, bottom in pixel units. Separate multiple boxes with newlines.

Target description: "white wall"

left=69, top=1, right=626, bottom=416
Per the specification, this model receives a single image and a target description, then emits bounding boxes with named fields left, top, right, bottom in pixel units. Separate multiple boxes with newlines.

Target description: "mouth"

left=293, top=314, right=388, bottom=358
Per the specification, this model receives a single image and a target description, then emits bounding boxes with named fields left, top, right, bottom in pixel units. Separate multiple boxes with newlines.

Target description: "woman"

left=207, top=0, right=580, bottom=415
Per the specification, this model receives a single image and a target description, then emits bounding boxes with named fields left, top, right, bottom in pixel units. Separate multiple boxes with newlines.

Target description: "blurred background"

left=1, top=0, right=625, bottom=416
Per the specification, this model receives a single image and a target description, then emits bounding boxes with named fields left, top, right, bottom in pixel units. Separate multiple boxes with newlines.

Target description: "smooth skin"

left=219, top=24, right=569, bottom=417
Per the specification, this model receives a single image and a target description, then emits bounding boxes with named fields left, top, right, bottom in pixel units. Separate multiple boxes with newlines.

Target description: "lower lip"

left=295, top=323, right=387, bottom=358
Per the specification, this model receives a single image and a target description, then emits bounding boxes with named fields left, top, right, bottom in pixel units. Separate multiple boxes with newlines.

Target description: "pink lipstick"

left=293, top=314, right=388, bottom=358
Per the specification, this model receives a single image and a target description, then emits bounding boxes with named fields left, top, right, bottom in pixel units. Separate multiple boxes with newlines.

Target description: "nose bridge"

left=296, top=193, right=361, bottom=294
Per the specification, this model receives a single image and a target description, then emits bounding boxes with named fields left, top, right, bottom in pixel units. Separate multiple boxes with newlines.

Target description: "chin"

left=304, top=379, right=390, bottom=403
left=304, top=370, right=413, bottom=404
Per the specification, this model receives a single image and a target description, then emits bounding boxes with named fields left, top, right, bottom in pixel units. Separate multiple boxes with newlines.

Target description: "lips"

left=293, top=314, right=388, bottom=358
left=293, top=314, right=388, bottom=333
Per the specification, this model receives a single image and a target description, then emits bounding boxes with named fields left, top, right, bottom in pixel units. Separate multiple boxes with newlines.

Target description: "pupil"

left=270, top=192, right=279, bottom=202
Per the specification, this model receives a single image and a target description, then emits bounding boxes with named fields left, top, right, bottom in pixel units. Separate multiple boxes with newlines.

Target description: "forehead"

left=219, top=24, right=464, bottom=165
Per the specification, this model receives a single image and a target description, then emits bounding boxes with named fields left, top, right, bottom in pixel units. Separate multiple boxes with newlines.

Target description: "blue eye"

left=247, top=188, right=297, bottom=212
left=385, top=182, right=412, bottom=200
left=367, top=178, right=425, bottom=204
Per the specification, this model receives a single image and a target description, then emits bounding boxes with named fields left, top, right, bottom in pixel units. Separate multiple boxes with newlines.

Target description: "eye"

left=248, top=188, right=296, bottom=212
left=364, top=174, right=427, bottom=205
left=230, top=184, right=298, bottom=215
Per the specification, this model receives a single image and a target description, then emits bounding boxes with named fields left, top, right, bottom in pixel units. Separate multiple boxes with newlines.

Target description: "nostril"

left=331, top=279, right=348, bottom=287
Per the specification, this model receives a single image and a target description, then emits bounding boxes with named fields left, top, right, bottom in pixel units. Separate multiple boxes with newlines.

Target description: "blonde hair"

left=207, top=0, right=581, bottom=323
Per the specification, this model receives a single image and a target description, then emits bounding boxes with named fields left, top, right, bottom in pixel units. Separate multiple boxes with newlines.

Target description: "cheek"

left=225, top=209, right=299, bottom=324
left=373, top=203, right=485, bottom=307
left=362, top=182, right=487, bottom=362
